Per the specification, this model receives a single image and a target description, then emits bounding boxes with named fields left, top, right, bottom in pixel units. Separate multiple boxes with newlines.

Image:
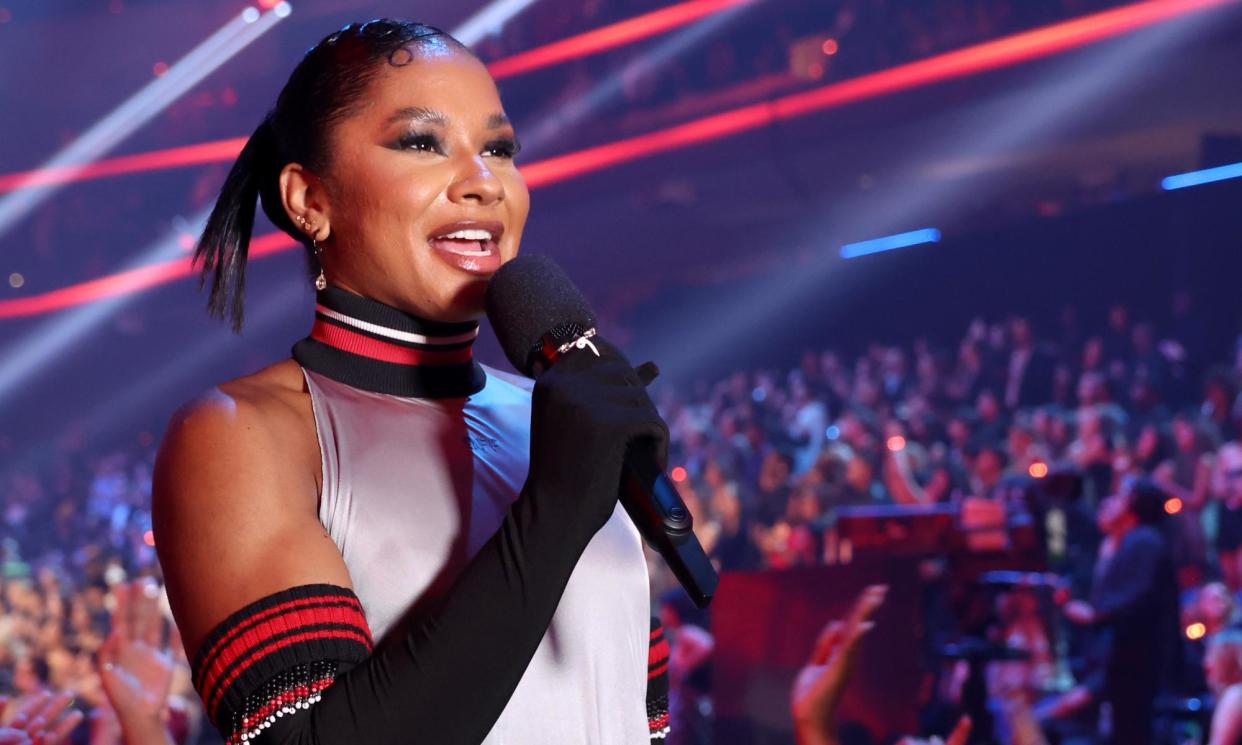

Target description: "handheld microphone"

left=486, top=254, right=718, bottom=608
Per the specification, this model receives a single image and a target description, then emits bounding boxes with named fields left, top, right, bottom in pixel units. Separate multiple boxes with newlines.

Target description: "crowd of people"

left=3, top=289, right=1242, bottom=743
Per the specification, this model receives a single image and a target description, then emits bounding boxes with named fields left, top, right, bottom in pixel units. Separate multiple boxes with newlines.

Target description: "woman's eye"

left=484, top=138, right=521, bottom=159
left=397, top=133, right=442, bottom=153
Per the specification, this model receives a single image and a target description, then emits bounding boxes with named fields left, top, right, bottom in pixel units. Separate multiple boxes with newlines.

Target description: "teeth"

left=438, top=242, right=492, bottom=257
left=435, top=228, right=493, bottom=241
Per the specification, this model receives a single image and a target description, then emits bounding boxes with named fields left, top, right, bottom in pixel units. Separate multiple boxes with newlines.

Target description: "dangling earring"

left=296, top=215, right=327, bottom=291
left=313, top=237, right=327, bottom=291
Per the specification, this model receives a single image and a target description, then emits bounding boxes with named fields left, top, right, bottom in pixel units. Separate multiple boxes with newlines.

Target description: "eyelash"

left=396, top=132, right=521, bottom=159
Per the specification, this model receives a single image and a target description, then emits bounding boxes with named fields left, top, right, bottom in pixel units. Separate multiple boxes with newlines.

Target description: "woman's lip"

left=426, top=219, right=505, bottom=241
left=427, top=236, right=502, bottom=276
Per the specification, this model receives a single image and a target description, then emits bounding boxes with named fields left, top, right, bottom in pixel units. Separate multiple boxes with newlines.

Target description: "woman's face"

left=312, top=46, right=529, bottom=321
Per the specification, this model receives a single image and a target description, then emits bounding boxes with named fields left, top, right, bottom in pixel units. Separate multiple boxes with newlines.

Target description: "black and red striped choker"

left=292, top=286, right=486, bottom=398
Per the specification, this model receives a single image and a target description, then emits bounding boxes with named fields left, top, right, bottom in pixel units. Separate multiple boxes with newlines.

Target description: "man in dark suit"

left=1060, top=478, right=1181, bottom=745
left=1004, top=317, right=1057, bottom=410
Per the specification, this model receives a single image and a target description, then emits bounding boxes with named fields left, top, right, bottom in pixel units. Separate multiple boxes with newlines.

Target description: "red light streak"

left=0, top=137, right=247, bottom=192
left=0, top=0, right=1230, bottom=319
left=0, top=0, right=1223, bottom=195
left=0, top=232, right=296, bottom=319
left=488, top=0, right=753, bottom=80
left=0, top=0, right=750, bottom=194
left=522, top=0, right=1233, bottom=187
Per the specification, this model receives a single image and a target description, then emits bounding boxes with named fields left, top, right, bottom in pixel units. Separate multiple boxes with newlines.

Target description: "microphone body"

left=619, top=438, right=720, bottom=608
left=487, top=255, right=719, bottom=608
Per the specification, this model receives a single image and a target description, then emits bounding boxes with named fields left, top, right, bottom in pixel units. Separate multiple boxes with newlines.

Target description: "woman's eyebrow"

left=486, top=113, right=511, bottom=130
left=385, top=106, right=448, bottom=127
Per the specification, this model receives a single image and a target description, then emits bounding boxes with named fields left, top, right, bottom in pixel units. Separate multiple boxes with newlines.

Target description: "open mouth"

left=428, top=228, right=497, bottom=257
left=425, top=220, right=505, bottom=275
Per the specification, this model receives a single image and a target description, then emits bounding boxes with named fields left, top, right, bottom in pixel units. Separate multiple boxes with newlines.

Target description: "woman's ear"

left=279, top=163, right=332, bottom=242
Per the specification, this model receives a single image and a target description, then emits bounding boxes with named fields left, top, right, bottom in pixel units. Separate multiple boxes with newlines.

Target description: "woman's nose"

left=447, top=156, right=504, bottom=205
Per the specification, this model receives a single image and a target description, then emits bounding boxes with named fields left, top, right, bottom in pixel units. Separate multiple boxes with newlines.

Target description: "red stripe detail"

left=206, top=628, right=373, bottom=719
left=311, top=318, right=473, bottom=365
left=201, top=608, right=370, bottom=698
left=194, top=596, right=369, bottom=689
left=650, top=627, right=664, bottom=640
left=648, top=660, right=670, bottom=680
left=198, top=602, right=371, bottom=707
left=649, top=637, right=670, bottom=666
left=648, top=712, right=670, bottom=731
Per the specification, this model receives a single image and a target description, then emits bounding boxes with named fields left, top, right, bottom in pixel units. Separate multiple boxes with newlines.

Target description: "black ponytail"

left=193, top=116, right=278, bottom=333
left=193, top=19, right=473, bottom=332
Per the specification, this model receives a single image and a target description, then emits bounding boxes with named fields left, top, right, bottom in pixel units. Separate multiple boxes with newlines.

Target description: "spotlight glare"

left=242, top=6, right=260, bottom=23
left=8, top=272, right=23, bottom=288
left=1029, top=462, right=1049, bottom=478
left=143, top=530, right=156, bottom=547
left=274, top=2, right=292, bottom=18
left=1187, top=622, right=1206, bottom=640
left=1165, top=497, right=1183, bottom=515
left=822, top=38, right=839, bottom=55
left=886, top=435, right=906, bottom=452
left=671, top=466, right=688, bottom=483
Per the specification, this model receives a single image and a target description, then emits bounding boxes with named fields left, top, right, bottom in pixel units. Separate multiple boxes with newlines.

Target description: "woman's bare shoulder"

left=154, top=357, right=320, bottom=518
left=167, top=358, right=311, bottom=435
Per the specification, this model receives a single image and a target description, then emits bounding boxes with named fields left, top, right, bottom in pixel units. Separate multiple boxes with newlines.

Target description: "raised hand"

left=0, top=691, right=85, bottom=745
left=790, top=584, right=888, bottom=745
left=96, top=580, right=176, bottom=745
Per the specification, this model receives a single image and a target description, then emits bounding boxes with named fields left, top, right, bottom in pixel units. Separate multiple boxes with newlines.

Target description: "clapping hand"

left=0, top=691, right=84, bottom=745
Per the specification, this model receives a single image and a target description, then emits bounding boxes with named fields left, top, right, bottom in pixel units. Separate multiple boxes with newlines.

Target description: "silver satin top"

left=300, top=363, right=651, bottom=743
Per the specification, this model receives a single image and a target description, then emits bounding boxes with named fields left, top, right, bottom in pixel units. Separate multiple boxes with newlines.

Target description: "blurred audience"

left=8, top=289, right=1242, bottom=742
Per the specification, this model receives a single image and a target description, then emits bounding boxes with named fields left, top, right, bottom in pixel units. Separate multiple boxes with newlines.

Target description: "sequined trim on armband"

left=647, top=617, right=671, bottom=741
left=189, top=584, right=373, bottom=744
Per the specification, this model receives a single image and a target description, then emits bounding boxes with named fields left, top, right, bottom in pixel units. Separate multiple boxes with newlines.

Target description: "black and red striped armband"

left=189, top=584, right=373, bottom=744
left=647, top=617, right=671, bottom=741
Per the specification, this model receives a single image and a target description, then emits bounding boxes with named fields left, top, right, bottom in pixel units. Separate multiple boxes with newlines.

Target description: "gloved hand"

left=526, top=337, right=670, bottom=538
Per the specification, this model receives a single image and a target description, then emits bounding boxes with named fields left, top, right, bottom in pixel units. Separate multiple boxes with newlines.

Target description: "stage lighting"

left=840, top=229, right=942, bottom=260
left=0, top=5, right=288, bottom=241
left=1161, top=160, right=1242, bottom=190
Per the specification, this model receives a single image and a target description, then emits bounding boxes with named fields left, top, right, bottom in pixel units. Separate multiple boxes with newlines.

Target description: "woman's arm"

left=156, top=346, right=666, bottom=745
left=153, top=388, right=347, bottom=669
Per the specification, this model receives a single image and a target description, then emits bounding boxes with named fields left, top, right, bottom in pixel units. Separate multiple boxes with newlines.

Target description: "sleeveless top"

left=293, top=287, right=652, bottom=744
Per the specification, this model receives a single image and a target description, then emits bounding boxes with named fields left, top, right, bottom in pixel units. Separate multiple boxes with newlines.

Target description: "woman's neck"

left=291, top=285, right=485, bottom=398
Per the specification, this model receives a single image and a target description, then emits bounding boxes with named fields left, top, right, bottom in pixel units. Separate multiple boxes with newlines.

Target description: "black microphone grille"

left=485, top=254, right=597, bottom=376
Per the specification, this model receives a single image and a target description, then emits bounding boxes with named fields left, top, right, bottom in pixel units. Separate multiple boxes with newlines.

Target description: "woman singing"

left=152, top=20, right=669, bottom=745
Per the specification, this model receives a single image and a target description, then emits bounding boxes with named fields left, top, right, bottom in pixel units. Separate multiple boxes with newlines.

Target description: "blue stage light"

left=839, top=228, right=942, bottom=259
left=1161, top=161, right=1242, bottom=190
